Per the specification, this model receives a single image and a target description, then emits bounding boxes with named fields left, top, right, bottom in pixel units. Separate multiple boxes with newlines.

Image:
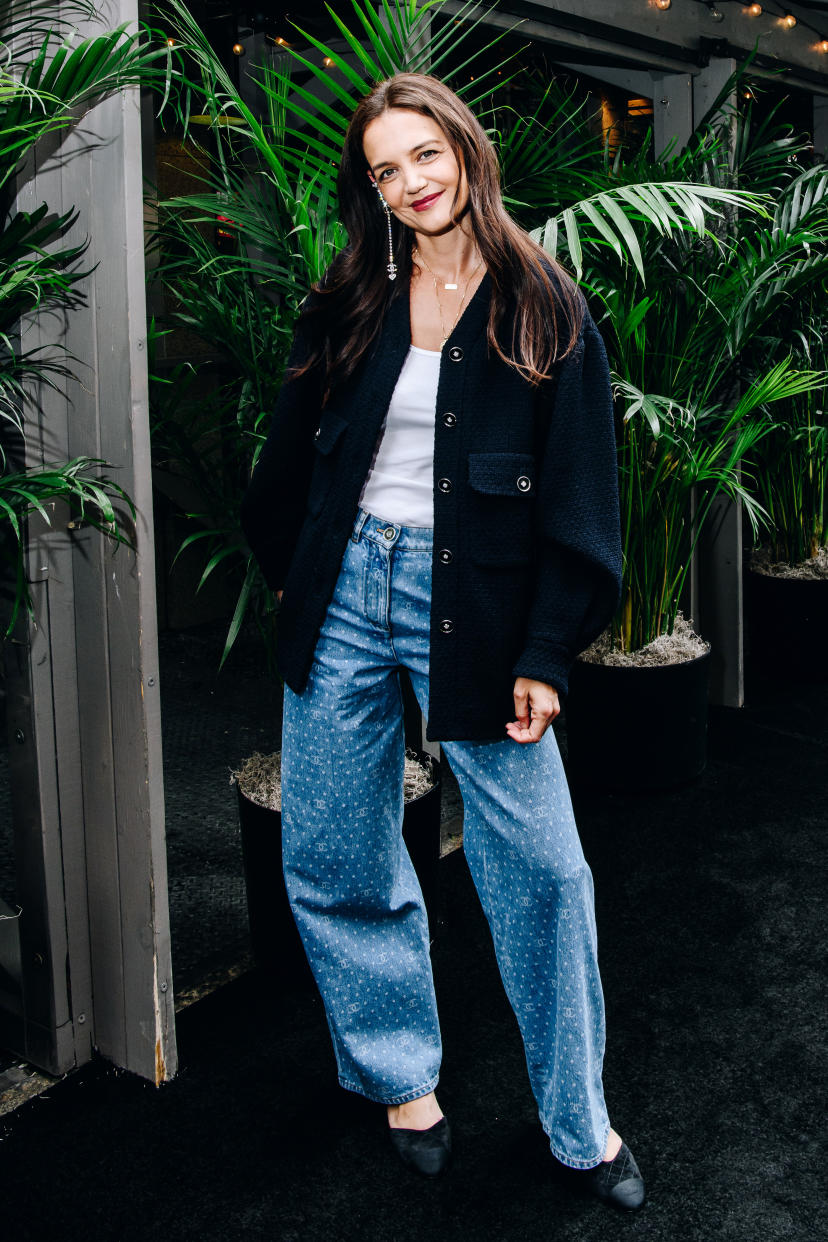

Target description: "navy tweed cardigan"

left=241, top=273, right=622, bottom=742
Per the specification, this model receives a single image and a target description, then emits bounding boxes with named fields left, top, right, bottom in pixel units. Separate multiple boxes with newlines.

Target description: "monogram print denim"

left=281, top=510, right=611, bottom=1168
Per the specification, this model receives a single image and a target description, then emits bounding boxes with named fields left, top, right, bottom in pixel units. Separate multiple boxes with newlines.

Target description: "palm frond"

left=534, top=182, right=766, bottom=283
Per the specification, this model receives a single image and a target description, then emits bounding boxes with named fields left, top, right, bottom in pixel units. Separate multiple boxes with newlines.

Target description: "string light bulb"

left=819, top=38, right=828, bottom=52
left=747, top=3, right=762, bottom=15
left=166, top=36, right=175, bottom=46
left=655, top=0, right=672, bottom=10
left=232, top=41, right=245, bottom=55
left=708, top=4, right=725, bottom=22
left=322, top=56, right=334, bottom=66
left=783, top=13, right=797, bottom=28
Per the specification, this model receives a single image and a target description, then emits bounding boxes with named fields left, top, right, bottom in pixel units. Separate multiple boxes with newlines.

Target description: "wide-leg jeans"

left=281, top=510, right=611, bottom=1168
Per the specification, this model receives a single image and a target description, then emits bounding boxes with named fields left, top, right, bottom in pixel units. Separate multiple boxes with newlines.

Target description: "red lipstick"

left=411, top=191, right=443, bottom=212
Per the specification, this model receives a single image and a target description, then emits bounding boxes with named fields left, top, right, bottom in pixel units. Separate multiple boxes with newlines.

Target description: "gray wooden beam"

left=652, top=72, right=694, bottom=157
left=7, top=0, right=176, bottom=1082
left=814, top=95, right=828, bottom=157
left=692, top=60, right=744, bottom=709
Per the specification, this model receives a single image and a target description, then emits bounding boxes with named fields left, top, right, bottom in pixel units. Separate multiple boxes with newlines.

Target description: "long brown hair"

left=294, top=73, right=583, bottom=393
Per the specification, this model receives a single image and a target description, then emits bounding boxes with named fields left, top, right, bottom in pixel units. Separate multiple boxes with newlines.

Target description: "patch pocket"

left=307, top=412, right=348, bottom=517
left=467, top=452, right=535, bottom=567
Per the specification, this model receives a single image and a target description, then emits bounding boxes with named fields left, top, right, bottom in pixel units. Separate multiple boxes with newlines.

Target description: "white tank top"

left=359, top=344, right=440, bottom=528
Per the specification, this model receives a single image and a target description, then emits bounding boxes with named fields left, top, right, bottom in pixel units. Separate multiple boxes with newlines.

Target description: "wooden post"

left=652, top=73, right=694, bottom=157
left=814, top=96, right=828, bottom=159
left=693, top=60, right=745, bottom=709
left=5, top=1, right=176, bottom=1081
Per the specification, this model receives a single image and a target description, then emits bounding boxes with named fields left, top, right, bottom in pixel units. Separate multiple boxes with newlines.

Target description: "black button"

left=438, top=548, right=453, bottom=564
left=516, top=475, right=531, bottom=492
left=440, top=619, right=454, bottom=635
left=442, top=412, right=457, bottom=428
left=448, top=347, right=463, bottom=362
left=437, top=478, right=453, bottom=494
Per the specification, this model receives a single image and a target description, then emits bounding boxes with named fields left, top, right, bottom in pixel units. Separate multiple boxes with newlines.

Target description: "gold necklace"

left=413, top=246, right=484, bottom=350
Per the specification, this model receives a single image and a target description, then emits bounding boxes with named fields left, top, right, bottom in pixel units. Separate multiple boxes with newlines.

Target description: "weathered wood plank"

left=2, top=0, right=176, bottom=1081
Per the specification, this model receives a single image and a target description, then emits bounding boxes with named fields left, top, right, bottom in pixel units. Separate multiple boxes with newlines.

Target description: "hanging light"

left=655, top=0, right=672, bottom=10
left=783, top=13, right=797, bottom=28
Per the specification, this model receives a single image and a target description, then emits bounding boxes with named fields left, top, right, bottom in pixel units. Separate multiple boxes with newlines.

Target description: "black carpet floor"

left=0, top=670, right=825, bottom=1242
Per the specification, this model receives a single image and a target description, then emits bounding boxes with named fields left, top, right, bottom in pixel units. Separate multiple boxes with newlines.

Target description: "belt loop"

left=351, top=508, right=370, bottom=542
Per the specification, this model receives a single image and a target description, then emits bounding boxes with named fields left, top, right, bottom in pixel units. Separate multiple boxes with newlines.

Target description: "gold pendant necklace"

left=413, top=246, right=483, bottom=350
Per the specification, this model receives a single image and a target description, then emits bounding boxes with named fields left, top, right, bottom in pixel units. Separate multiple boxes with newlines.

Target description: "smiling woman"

left=362, top=111, right=486, bottom=351
left=240, top=72, right=645, bottom=1210
left=292, top=74, right=583, bottom=396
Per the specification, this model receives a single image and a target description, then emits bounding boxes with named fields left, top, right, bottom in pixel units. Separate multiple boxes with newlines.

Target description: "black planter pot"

left=745, top=569, right=828, bottom=681
left=237, top=752, right=442, bottom=983
left=566, top=651, right=711, bottom=792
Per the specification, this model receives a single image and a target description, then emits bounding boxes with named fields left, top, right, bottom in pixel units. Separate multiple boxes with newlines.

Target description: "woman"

left=241, top=73, right=645, bottom=1211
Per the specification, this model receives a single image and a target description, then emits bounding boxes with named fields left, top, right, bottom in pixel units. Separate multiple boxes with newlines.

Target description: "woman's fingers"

left=507, top=678, right=560, bottom=744
left=512, top=681, right=530, bottom=730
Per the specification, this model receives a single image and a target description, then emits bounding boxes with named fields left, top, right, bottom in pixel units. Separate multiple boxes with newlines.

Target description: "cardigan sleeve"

left=511, top=310, right=622, bottom=695
left=239, top=299, right=324, bottom=592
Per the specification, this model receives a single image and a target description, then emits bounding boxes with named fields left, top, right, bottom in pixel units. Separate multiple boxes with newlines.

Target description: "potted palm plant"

left=559, top=99, right=828, bottom=789
left=743, top=312, right=828, bottom=680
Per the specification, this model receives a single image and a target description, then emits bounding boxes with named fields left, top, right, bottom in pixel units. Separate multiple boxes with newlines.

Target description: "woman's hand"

left=506, top=677, right=560, bottom=744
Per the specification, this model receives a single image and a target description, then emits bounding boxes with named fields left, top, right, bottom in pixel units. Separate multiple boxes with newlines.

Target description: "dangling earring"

left=370, top=177, right=397, bottom=281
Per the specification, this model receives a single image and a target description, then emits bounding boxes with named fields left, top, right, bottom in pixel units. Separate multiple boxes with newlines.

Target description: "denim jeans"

left=281, top=510, right=611, bottom=1168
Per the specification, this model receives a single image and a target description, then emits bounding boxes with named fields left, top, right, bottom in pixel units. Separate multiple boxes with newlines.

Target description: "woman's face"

left=362, top=108, right=468, bottom=234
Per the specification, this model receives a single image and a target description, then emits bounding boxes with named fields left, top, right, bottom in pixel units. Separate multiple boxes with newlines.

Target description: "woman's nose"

left=404, top=165, right=428, bottom=195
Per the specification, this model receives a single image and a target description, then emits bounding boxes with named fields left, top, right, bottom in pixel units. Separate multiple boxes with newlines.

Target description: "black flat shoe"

left=559, top=1141, right=645, bottom=1211
left=388, top=1116, right=452, bottom=1177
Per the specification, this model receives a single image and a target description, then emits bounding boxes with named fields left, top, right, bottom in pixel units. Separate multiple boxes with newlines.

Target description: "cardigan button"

left=438, top=548, right=453, bottom=564
left=442, top=412, right=457, bottom=428
left=516, top=475, right=531, bottom=492
left=440, top=619, right=455, bottom=635
left=437, top=478, right=453, bottom=494
left=448, top=346, right=463, bottom=362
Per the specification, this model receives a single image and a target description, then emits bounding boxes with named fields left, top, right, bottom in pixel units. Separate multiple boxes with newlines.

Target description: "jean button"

left=383, top=527, right=395, bottom=540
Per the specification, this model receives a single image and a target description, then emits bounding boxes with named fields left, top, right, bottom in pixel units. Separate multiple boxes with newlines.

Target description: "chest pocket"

left=467, top=452, right=536, bottom=567
left=307, top=412, right=348, bottom=517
